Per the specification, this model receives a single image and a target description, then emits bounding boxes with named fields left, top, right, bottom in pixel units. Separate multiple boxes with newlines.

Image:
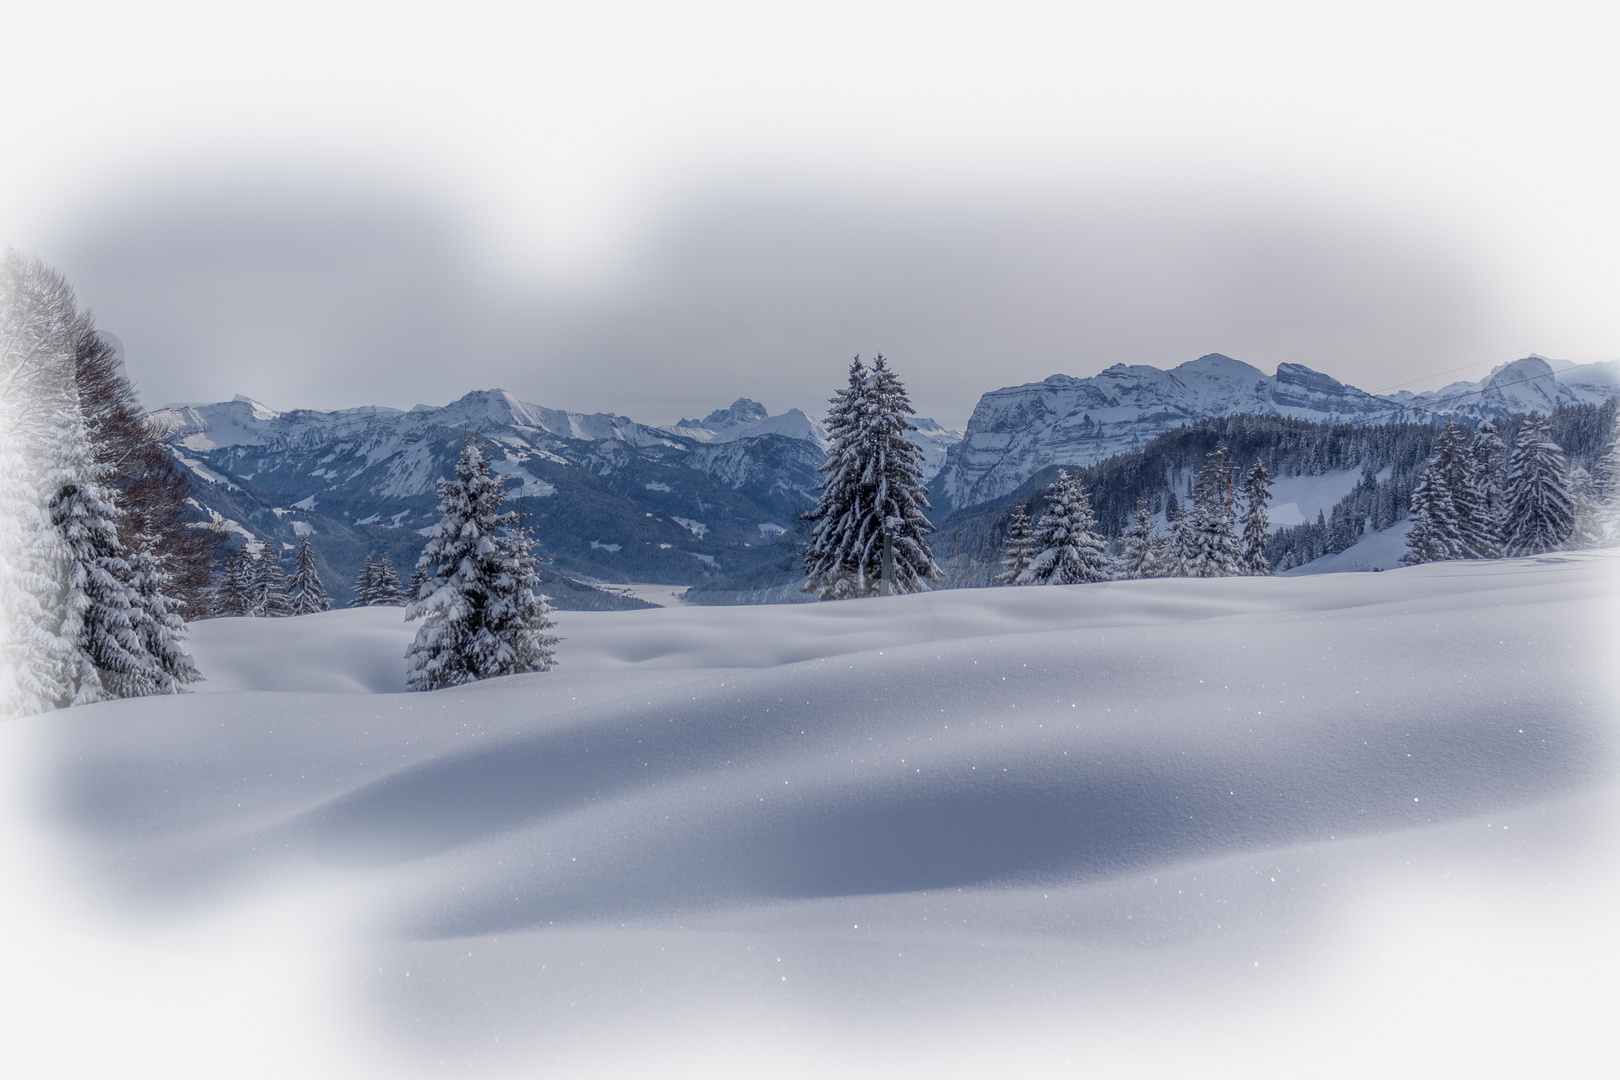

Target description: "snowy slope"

left=1260, top=467, right=1368, bottom=529
left=6, top=552, right=1618, bottom=1077
left=1281, top=519, right=1414, bottom=575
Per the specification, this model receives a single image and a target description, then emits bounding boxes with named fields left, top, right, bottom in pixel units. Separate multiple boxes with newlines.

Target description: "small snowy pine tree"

left=373, top=553, right=404, bottom=606
left=1501, top=413, right=1573, bottom=556
left=214, top=547, right=255, bottom=616
left=1239, top=462, right=1273, bottom=575
left=407, top=559, right=432, bottom=605
left=351, top=555, right=376, bottom=607
left=1016, top=470, right=1111, bottom=585
left=995, top=503, right=1037, bottom=585
left=253, top=540, right=294, bottom=617
left=405, top=441, right=559, bottom=690
left=124, top=529, right=200, bottom=693
left=288, top=535, right=330, bottom=615
left=1566, top=465, right=1604, bottom=549
left=1116, top=494, right=1168, bottom=579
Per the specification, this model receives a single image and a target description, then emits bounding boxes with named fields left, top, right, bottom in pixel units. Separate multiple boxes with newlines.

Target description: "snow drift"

left=5, top=552, right=1619, bottom=1078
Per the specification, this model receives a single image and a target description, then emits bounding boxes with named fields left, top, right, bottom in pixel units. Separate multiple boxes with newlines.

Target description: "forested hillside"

left=934, top=399, right=1618, bottom=586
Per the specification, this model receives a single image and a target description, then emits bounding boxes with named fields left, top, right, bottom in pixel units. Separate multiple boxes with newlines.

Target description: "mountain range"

left=150, top=353, right=1617, bottom=605
left=149, top=389, right=961, bottom=607
left=930, top=353, right=1620, bottom=512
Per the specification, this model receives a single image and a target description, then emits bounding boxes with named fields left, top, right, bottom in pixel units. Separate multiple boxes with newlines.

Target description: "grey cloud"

left=46, top=172, right=1506, bottom=427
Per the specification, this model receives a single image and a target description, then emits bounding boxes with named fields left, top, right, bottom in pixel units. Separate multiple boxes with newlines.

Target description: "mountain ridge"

left=932, top=352, right=1620, bottom=513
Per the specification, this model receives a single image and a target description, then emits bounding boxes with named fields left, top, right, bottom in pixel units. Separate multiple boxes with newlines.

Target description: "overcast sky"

left=5, top=1, right=1617, bottom=428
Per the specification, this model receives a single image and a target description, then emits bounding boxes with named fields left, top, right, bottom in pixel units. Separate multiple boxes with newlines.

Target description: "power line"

left=1369, top=331, right=1603, bottom=395
left=1350, top=360, right=1619, bottom=427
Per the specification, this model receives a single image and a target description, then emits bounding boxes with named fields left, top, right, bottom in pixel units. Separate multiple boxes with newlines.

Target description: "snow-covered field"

left=4, top=553, right=1618, bottom=1078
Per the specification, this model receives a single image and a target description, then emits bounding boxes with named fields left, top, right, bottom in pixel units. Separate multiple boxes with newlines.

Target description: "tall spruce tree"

left=1239, top=462, right=1273, bottom=574
left=1164, top=491, right=1191, bottom=576
left=1181, top=444, right=1243, bottom=577
left=1402, top=461, right=1453, bottom=565
left=1501, top=413, right=1573, bottom=556
left=1466, top=420, right=1507, bottom=558
left=1116, top=493, right=1169, bottom=579
left=1017, top=470, right=1111, bottom=584
left=1403, top=433, right=1468, bottom=565
left=995, top=503, right=1038, bottom=585
left=213, top=547, right=255, bottom=616
left=405, top=441, right=559, bottom=690
left=0, top=253, right=198, bottom=706
left=1431, top=423, right=1495, bottom=560
left=46, top=407, right=149, bottom=703
left=0, top=250, right=80, bottom=716
left=253, top=540, right=293, bottom=617
left=289, top=535, right=330, bottom=615
left=1594, top=414, right=1620, bottom=512
left=802, top=355, right=940, bottom=598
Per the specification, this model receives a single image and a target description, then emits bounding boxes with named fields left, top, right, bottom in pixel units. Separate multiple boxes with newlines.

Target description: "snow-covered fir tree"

left=1180, top=444, right=1243, bottom=577
left=1163, top=491, right=1190, bottom=576
left=995, top=502, right=1037, bottom=585
left=407, top=560, right=432, bottom=602
left=405, top=441, right=559, bottom=690
left=1583, top=412, right=1620, bottom=543
left=46, top=407, right=149, bottom=703
left=0, top=250, right=79, bottom=716
left=124, top=529, right=200, bottom=693
left=351, top=555, right=376, bottom=607
left=1403, top=426, right=1477, bottom=565
left=289, top=535, right=330, bottom=615
left=372, top=553, right=404, bottom=606
left=1116, top=493, right=1169, bottom=579
left=3, top=250, right=198, bottom=709
left=1401, top=458, right=1456, bottom=566
left=1239, top=461, right=1273, bottom=575
left=802, top=355, right=940, bottom=598
left=1565, top=465, right=1604, bottom=549
left=1501, top=412, right=1573, bottom=556
left=214, top=547, right=255, bottom=616
left=1017, top=469, right=1110, bottom=585
left=1432, top=423, right=1495, bottom=560
left=1594, top=414, right=1620, bottom=515
left=1465, top=420, right=1506, bottom=558
left=252, top=540, right=293, bottom=617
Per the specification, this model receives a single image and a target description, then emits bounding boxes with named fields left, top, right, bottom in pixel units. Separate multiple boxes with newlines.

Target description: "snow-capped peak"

left=230, top=394, right=281, bottom=421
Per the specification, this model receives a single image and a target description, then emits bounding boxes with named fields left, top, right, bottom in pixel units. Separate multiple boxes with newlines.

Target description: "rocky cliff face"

left=932, top=353, right=1619, bottom=514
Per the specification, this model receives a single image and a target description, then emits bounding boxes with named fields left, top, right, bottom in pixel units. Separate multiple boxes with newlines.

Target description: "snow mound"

left=10, top=552, right=1620, bottom=1077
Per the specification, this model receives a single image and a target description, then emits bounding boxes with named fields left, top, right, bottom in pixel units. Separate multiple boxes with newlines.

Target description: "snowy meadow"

left=3, top=551, right=1616, bottom=1077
